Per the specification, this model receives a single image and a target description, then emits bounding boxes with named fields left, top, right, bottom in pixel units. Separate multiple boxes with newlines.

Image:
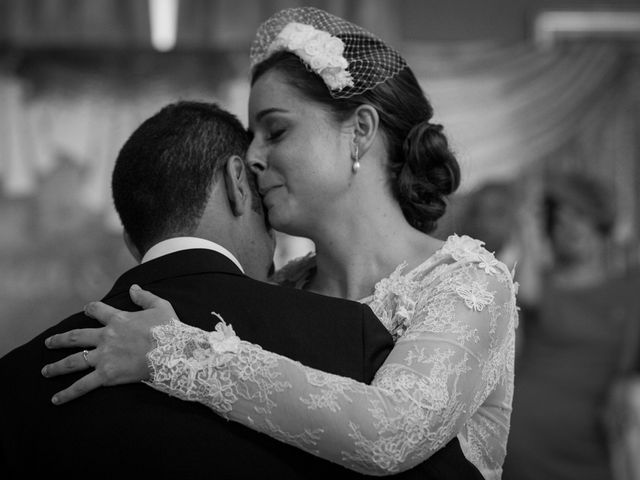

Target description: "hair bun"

left=424, top=122, right=443, bottom=134
left=396, top=120, right=460, bottom=233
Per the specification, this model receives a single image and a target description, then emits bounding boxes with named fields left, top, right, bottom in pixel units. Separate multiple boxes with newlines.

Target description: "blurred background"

left=1, top=1, right=640, bottom=478
left=2, top=0, right=639, bottom=346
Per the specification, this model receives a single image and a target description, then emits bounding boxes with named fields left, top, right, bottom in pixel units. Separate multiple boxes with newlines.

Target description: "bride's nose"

left=247, top=145, right=267, bottom=174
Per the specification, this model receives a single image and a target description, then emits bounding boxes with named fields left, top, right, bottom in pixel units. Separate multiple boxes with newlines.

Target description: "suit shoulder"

left=0, top=310, right=98, bottom=366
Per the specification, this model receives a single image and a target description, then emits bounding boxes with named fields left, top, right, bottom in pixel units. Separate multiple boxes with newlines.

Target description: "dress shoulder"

left=395, top=233, right=515, bottom=287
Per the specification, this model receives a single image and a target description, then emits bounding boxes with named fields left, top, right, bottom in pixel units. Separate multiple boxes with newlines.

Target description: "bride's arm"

left=43, top=263, right=515, bottom=475
left=151, top=264, right=514, bottom=474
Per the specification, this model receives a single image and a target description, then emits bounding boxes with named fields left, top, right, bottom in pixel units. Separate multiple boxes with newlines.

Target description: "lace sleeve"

left=145, top=262, right=516, bottom=475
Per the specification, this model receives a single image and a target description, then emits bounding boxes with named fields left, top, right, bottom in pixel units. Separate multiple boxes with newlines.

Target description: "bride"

left=42, top=7, right=517, bottom=479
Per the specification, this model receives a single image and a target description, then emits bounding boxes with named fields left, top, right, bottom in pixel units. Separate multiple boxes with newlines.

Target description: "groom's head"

left=112, top=101, right=274, bottom=280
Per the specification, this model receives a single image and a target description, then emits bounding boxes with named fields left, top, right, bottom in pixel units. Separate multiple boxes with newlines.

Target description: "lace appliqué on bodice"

left=145, top=234, right=517, bottom=479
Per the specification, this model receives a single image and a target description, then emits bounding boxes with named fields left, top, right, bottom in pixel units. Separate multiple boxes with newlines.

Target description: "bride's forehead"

left=251, top=72, right=298, bottom=103
left=249, top=76, right=320, bottom=118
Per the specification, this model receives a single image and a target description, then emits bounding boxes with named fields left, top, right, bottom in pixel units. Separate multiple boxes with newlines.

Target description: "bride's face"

left=247, top=69, right=353, bottom=237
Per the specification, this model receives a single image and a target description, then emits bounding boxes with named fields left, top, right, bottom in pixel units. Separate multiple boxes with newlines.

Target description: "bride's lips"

left=259, top=185, right=283, bottom=207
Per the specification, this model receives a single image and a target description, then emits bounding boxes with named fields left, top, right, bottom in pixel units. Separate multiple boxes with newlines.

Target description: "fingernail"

left=44, top=337, right=51, bottom=347
left=84, top=303, right=92, bottom=315
left=51, top=395, right=59, bottom=405
left=41, top=366, right=48, bottom=377
left=130, top=284, right=140, bottom=291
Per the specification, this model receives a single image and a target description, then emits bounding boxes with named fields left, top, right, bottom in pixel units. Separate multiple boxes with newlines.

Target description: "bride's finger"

left=129, top=284, right=169, bottom=310
left=44, top=327, right=102, bottom=350
left=42, top=349, right=96, bottom=378
left=83, top=301, right=127, bottom=325
left=50, top=370, right=104, bottom=405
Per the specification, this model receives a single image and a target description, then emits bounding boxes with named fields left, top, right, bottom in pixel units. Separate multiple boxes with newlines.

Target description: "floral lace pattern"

left=146, top=234, right=517, bottom=479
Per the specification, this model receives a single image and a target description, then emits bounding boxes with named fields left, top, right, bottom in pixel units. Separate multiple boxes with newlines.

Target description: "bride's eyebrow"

left=255, top=108, right=288, bottom=123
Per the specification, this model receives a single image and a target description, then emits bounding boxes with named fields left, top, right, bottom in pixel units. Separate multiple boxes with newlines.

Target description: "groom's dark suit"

left=0, top=248, right=482, bottom=479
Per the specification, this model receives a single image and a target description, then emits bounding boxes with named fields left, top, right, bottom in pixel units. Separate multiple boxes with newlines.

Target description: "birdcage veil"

left=249, top=7, right=408, bottom=99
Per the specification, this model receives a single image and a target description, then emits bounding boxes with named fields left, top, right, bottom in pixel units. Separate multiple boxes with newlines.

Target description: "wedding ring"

left=82, top=349, right=91, bottom=367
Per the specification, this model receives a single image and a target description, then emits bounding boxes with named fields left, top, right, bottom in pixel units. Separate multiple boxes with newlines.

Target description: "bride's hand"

left=41, top=284, right=178, bottom=405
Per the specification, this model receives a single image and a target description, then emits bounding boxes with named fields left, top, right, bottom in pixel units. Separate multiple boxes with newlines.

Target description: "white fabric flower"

left=309, top=56, right=324, bottom=70
left=266, top=22, right=354, bottom=92
left=303, top=40, right=322, bottom=56
left=325, top=37, right=344, bottom=57
left=208, top=320, right=240, bottom=354
left=441, top=234, right=486, bottom=262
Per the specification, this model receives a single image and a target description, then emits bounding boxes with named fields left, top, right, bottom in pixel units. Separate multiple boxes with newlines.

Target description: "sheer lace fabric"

left=146, top=235, right=517, bottom=479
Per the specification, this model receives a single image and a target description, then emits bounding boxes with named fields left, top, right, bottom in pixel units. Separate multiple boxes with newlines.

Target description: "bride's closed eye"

left=265, top=118, right=287, bottom=142
left=262, top=116, right=288, bottom=142
left=267, top=128, right=285, bottom=141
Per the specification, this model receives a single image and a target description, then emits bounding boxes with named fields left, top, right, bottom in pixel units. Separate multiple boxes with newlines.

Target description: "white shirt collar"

left=141, top=237, right=245, bottom=273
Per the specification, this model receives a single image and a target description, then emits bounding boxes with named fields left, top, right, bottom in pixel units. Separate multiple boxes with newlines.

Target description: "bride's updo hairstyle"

left=250, top=7, right=460, bottom=233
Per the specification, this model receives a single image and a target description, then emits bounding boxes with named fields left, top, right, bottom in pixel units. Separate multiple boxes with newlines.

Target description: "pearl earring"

left=352, top=142, right=360, bottom=173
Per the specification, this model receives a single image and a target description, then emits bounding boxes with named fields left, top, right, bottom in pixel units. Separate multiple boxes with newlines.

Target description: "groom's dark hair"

left=112, top=100, right=251, bottom=255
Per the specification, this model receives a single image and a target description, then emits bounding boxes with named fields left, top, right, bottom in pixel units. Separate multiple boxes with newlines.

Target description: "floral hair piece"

left=266, top=22, right=354, bottom=91
left=250, top=7, right=408, bottom=99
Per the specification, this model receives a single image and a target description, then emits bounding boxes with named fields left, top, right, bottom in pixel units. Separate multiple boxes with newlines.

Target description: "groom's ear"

left=223, top=155, right=249, bottom=217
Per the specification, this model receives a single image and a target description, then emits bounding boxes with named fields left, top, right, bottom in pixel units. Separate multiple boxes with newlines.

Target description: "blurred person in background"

left=451, top=181, right=521, bottom=269
left=502, top=171, right=640, bottom=480
left=42, top=7, right=517, bottom=479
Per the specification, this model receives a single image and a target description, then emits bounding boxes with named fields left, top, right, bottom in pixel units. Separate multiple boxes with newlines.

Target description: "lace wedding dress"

left=145, top=234, right=518, bottom=479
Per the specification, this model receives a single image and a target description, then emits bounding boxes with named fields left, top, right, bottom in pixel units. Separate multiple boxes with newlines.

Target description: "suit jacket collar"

left=102, top=249, right=244, bottom=301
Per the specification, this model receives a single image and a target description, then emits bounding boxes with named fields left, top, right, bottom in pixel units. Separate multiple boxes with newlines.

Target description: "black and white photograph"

left=1, top=1, right=639, bottom=479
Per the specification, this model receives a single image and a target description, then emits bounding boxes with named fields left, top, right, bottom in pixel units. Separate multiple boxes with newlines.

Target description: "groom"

left=0, top=101, right=482, bottom=478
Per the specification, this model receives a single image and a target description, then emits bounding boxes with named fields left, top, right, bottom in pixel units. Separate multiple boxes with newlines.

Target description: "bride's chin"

left=267, top=211, right=302, bottom=238
left=265, top=208, right=286, bottom=231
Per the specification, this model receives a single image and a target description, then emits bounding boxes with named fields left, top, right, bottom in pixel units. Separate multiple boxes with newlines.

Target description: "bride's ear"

left=223, top=155, right=249, bottom=217
left=352, top=104, right=379, bottom=158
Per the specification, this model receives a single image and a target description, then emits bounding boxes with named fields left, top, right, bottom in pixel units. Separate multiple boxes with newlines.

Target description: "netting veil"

left=249, top=7, right=408, bottom=99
